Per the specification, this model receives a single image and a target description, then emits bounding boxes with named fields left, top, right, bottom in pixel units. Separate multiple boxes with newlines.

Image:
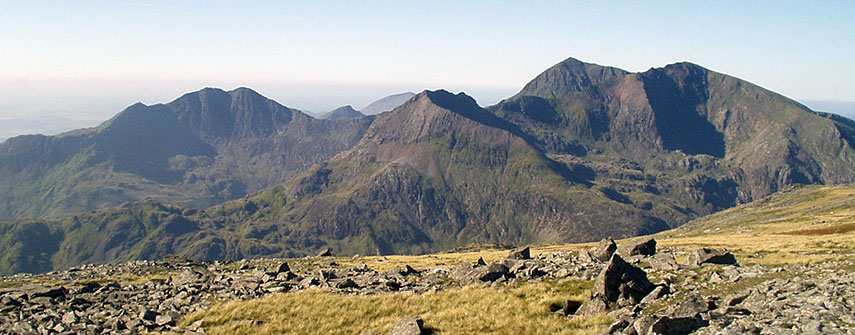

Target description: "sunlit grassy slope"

left=179, top=184, right=855, bottom=335
left=654, top=183, right=855, bottom=265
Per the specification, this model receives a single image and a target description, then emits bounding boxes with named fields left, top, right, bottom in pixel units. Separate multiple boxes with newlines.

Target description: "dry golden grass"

left=275, top=244, right=587, bottom=275
left=180, top=279, right=610, bottom=335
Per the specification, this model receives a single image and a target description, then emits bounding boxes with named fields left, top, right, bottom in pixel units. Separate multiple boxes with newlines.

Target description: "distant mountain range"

left=2, top=57, right=855, bottom=275
left=0, top=87, right=374, bottom=221
left=801, top=100, right=855, bottom=119
left=361, top=92, right=417, bottom=115
left=0, top=116, right=98, bottom=143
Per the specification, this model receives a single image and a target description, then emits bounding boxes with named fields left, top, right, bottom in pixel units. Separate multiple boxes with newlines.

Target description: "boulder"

left=640, top=285, right=670, bottom=305
left=590, top=238, right=617, bottom=262
left=317, top=248, right=332, bottom=257
left=476, top=263, right=510, bottom=282
left=508, top=247, right=531, bottom=260
left=397, top=265, right=420, bottom=276
left=334, top=278, right=360, bottom=289
left=647, top=293, right=709, bottom=335
left=276, top=262, right=291, bottom=274
left=576, top=254, right=653, bottom=315
left=561, top=300, right=582, bottom=316
left=649, top=252, right=680, bottom=271
left=687, top=248, right=737, bottom=266
left=139, top=309, right=158, bottom=322
left=617, top=238, right=656, bottom=257
left=389, top=316, right=423, bottom=335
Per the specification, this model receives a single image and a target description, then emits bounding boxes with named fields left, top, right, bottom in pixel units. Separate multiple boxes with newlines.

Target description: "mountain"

left=489, top=57, right=855, bottom=216
left=321, top=105, right=365, bottom=120
left=0, top=89, right=671, bottom=274
left=361, top=92, right=417, bottom=115
left=0, top=87, right=375, bottom=221
left=3, top=57, right=855, bottom=275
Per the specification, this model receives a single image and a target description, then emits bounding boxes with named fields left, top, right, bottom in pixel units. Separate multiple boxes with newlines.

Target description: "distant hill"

left=361, top=92, right=416, bottom=115
left=801, top=100, right=855, bottom=120
left=0, top=87, right=374, bottom=221
left=0, top=116, right=97, bottom=144
left=321, top=105, right=365, bottom=120
left=3, top=57, right=855, bottom=275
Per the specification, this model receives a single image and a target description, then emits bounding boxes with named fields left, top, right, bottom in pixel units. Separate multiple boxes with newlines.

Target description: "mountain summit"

left=321, top=105, right=365, bottom=120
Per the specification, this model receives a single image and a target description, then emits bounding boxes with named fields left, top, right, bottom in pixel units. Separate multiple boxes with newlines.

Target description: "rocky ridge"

left=2, top=239, right=853, bottom=334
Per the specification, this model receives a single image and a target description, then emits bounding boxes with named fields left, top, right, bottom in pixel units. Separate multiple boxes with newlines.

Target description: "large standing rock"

left=576, top=254, right=653, bottom=315
left=590, top=238, right=617, bottom=262
left=617, top=238, right=656, bottom=257
left=508, top=247, right=531, bottom=260
left=389, top=316, right=423, bottom=335
left=687, top=248, right=737, bottom=266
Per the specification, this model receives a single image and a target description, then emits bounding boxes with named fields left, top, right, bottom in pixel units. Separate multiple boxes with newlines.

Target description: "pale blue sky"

left=0, top=1, right=853, bottom=130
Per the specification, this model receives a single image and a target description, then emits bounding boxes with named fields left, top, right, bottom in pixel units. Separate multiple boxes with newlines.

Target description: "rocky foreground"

left=1, top=240, right=853, bottom=334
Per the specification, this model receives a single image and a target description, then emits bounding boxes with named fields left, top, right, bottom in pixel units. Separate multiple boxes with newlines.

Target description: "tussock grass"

left=181, top=280, right=610, bottom=335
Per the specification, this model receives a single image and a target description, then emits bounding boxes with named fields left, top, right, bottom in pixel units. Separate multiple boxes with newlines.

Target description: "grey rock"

left=687, top=248, right=737, bottom=266
left=317, top=248, right=332, bottom=257
left=476, top=263, right=510, bottom=282
left=139, top=309, right=158, bottom=322
left=61, top=311, right=77, bottom=325
left=618, top=238, right=656, bottom=257
left=590, top=238, right=617, bottom=262
left=156, top=311, right=179, bottom=326
left=276, top=262, right=291, bottom=274
left=389, top=316, right=423, bottom=335
left=576, top=254, right=652, bottom=315
left=508, top=247, right=531, bottom=260
left=640, top=285, right=669, bottom=305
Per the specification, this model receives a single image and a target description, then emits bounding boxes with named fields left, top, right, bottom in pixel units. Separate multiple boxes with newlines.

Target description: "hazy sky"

left=1, top=1, right=854, bottom=128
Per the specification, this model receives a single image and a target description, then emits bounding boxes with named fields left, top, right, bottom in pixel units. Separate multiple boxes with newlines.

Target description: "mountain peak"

left=321, top=105, right=364, bottom=120
left=167, top=87, right=296, bottom=139
left=361, top=92, right=417, bottom=115
left=515, top=56, right=630, bottom=99
left=363, top=89, right=524, bottom=146
left=420, top=89, right=481, bottom=112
